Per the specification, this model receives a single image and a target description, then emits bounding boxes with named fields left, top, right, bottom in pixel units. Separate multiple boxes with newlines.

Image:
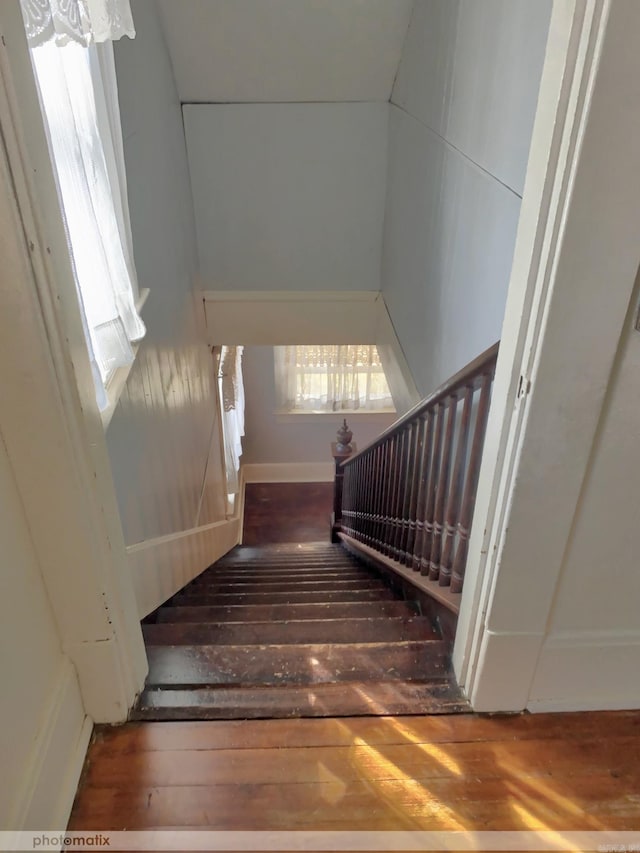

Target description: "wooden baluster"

left=392, top=427, right=409, bottom=559
left=398, top=422, right=417, bottom=562
left=451, top=372, right=493, bottom=593
left=372, top=443, right=385, bottom=549
left=382, top=434, right=399, bottom=556
left=376, top=438, right=391, bottom=551
left=412, top=411, right=433, bottom=572
left=429, top=394, right=458, bottom=581
left=364, top=451, right=373, bottom=544
left=439, top=385, right=473, bottom=586
left=420, top=402, right=445, bottom=576
left=403, top=416, right=424, bottom=567
left=355, top=456, right=364, bottom=541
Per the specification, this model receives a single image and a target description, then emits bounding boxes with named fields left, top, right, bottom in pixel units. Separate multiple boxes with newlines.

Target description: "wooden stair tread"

left=180, top=579, right=387, bottom=595
left=145, top=640, right=449, bottom=686
left=143, top=616, right=439, bottom=646
left=171, top=588, right=397, bottom=605
left=132, top=680, right=469, bottom=720
left=137, top=542, right=462, bottom=720
left=157, top=600, right=420, bottom=622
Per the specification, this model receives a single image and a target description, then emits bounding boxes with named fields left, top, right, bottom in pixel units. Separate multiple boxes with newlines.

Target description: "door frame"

left=0, top=2, right=147, bottom=722
left=454, top=0, right=640, bottom=709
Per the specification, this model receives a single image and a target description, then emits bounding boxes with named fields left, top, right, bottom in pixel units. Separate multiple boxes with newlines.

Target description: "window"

left=275, top=345, right=395, bottom=413
left=21, top=0, right=143, bottom=413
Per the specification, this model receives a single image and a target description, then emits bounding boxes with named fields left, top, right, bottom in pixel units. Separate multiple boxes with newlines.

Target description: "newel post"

left=330, top=420, right=356, bottom=543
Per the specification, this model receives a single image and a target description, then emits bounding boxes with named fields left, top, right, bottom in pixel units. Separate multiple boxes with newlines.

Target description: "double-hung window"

left=20, top=0, right=144, bottom=413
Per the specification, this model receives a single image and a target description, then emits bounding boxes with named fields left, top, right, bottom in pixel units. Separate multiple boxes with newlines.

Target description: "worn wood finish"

left=157, top=600, right=421, bottom=623
left=338, top=343, right=498, bottom=602
left=243, top=482, right=334, bottom=545
left=134, top=680, right=468, bottom=720
left=145, top=640, right=449, bottom=686
left=70, top=711, right=640, bottom=830
left=171, top=587, right=397, bottom=605
left=143, top=616, right=439, bottom=646
left=136, top=542, right=464, bottom=720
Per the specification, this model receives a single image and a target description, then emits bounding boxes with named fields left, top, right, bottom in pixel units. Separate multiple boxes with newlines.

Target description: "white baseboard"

left=527, top=631, right=640, bottom=712
left=14, top=658, right=91, bottom=830
left=127, top=518, right=241, bottom=617
left=242, top=462, right=334, bottom=483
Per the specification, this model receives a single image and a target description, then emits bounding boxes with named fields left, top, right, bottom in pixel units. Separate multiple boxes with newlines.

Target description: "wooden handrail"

left=341, top=341, right=499, bottom=468
left=335, top=342, right=499, bottom=597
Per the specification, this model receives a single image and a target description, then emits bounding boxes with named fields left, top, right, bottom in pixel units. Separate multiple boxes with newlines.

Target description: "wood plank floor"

left=242, top=482, right=333, bottom=544
left=69, top=711, right=640, bottom=831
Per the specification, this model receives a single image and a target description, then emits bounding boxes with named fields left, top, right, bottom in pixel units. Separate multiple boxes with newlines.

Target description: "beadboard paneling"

left=108, top=0, right=225, bottom=547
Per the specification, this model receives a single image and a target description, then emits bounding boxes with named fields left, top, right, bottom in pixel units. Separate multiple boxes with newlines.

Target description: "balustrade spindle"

left=332, top=342, right=498, bottom=602
left=428, top=396, right=458, bottom=581
left=438, top=385, right=473, bottom=586
left=411, top=411, right=433, bottom=572
left=450, top=371, right=493, bottom=593
left=420, top=401, right=445, bottom=576
left=404, top=415, right=425, bottom=567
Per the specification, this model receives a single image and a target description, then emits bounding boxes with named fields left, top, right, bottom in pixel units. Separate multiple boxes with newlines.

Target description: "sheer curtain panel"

left=275, top=345, right=394, bottom=412
left=21, top=0, right=143, bottom=411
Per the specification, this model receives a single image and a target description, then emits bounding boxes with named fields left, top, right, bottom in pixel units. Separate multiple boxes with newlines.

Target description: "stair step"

left=142, top=616, right=439, bottom=646
left=182, top=579, right=386, bottom=595
left=157, top=600, right=421, bottom=623
left=132, top=679, right=470, bottom=720
left=145, top=640, right=449, bottom=686
left=195, top=571, right=373, bottom=584
left=214, top=560, right=360, bottom=570
left=171, top=588, right=396, bottom=606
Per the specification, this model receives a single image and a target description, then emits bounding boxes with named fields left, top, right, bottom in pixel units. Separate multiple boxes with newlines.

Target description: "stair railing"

left=336, top=342, right=499, bottom=596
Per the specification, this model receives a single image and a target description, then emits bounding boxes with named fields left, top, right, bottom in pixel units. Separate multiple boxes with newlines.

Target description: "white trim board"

left=128, top=518, right=240, bottom=618
left=242, top=462, right=334, bottom=484
left=527, top=631, right=640, bottom=712
left=12, top=659, right=91, bottom=830
left=203, top=290, right=381, bottom=345
left=201, top=289, right=420, bottom=415
left=0, top=3, right=146, bottom=723
left=453, top=0, right=640, bottom=711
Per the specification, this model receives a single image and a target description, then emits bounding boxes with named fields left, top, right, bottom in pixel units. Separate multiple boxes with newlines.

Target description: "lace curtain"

left=275, top=345, right=394, bottom=412
left=21, top=0, right=135, bottom=47
left=218, top=346, right=245, bottom=496
left=21, top=0, right=142, bottom=411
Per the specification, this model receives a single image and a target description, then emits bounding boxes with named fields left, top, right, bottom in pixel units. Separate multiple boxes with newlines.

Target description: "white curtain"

left=275, top=345, right=394, bottom=412
left=21, top=0, right=143, bottom=411
left=20, top=0, right=135, bottom=47
left=218, top=346, right=245, bottom=496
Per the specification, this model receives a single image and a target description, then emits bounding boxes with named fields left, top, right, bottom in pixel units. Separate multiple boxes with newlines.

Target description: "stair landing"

left=133, top=543, right=469, bottom=720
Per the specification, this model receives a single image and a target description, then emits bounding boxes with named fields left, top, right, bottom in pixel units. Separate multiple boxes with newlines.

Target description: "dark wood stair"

left=133, top=542, right=468, bottom=720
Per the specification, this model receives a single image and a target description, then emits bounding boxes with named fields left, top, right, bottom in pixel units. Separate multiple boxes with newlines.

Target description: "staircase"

left=133, top=542, right=468, bottom=720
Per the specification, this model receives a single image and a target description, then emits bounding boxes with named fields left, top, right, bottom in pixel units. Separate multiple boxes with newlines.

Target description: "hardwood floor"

left=69, top=711, right=640, bottom=831
left=242, top=482, right=334, bottom=544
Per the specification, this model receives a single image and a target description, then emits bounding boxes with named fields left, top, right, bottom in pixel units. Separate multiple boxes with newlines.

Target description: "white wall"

left=109, top=0, right=235, bottom=615
left=242, top=347, right=396, bottom=469
left=158, top=0, right=412, bottom=103
left=109, top=0, right=225, bottom=546
left=0, top=435, right=89, bottom=828
left=382, top=0, right=551, bottom=396
left=184, top=103, right=388, bottom=293
left=528, top=295, right=640, bottom=710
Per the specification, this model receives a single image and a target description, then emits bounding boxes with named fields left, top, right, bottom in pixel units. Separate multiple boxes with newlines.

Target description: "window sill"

left=101, top=287, right=149, bottom=430
left=274, top=409, right=396, bottom=425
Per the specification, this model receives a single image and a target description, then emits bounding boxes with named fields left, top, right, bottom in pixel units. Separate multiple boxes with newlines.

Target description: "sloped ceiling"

left=157, top=0, right=413, bottom=103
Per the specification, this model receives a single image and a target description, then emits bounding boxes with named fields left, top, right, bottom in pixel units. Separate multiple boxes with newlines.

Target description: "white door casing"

left=454, top=0, right=640, bottom=710
left=0, top=2, right=147, bottom=722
